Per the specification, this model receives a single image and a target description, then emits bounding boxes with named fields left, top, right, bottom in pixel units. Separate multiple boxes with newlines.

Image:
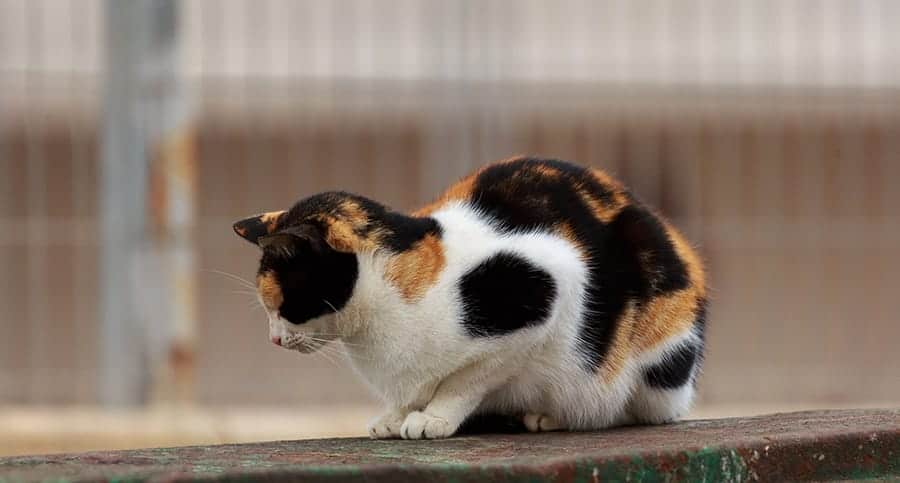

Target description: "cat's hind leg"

left=628, top=341, right=701, bottom=424
left=628, top=382, right=696, bottom=424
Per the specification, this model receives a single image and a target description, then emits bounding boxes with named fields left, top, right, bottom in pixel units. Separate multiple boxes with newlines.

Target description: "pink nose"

left=271, top=336, right=282, bottom=346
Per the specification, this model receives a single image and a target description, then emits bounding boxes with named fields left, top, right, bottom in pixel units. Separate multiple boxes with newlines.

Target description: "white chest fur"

left=341, top=203, right=589, bottom=410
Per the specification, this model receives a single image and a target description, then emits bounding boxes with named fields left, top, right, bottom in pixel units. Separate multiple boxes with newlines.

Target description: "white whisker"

left=324, top=342, right=365, bottom=363
left=307, top=333, right=368, bottom=347
left=205, top=268, right=256, bottom=289
left=314, top=344, right=340, bottom=367
left=322, top=299, right=340, bottom=315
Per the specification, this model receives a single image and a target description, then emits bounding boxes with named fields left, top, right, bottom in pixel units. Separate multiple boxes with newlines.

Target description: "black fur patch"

left=611, top=206, right=689, bottom=294
left=467, top=158, right=689, bottom=371
left=259, top=234, right=359, bottom=324
left=643, top=342, right=699, bottom=390
left=457, top=413, right=528, bottom=435
left=695, top=299, right=708, bottom=343
left=459, top=252, right=557, bottom=337
left=284, top=191, right=442, bottom=253
left=471, top=159, right=618, bottom=233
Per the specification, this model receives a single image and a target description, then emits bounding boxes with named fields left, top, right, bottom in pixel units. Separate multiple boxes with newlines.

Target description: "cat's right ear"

left=257, top=225, right=325, bottom=255
left=232, top=210, right=286, bottom=246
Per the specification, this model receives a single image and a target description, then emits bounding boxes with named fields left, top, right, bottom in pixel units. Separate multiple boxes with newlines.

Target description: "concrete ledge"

left=1, top=409, right=897, bottom=482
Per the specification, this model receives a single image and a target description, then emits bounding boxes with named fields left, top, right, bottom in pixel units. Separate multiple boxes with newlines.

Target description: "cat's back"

left=415, top=157, right=707, bottom=375
left=415, top=157, right=629, bottom=226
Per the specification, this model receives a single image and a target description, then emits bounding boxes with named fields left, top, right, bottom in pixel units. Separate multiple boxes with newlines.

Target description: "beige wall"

left=2, top=84, right=899, bottom=408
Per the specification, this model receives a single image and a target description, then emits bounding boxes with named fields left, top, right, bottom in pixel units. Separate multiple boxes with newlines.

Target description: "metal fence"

left=1, top=0, right=898, bottom=410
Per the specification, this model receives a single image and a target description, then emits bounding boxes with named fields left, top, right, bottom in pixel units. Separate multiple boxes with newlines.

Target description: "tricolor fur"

left=233, top=157, right=708, bottom=439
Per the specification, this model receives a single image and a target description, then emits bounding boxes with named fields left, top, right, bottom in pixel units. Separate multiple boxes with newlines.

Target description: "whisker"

left=204, top=268, right=256, bottom=289
left=307, top=339, right=355, bottom=361
left=334, top=341, right=368, bottom=348
left=314, top=345, right=340, bottom=367
left=305, top=334, right=369, bottom=349
left=322, top=299, right=339, bottom=315
left=325, top=345, right=374, bottom=363
left=343, top=352, right=374, bottom=363
left=322, top=342, right=367, bottom=363
left=308, top=338, right=348, bottom=350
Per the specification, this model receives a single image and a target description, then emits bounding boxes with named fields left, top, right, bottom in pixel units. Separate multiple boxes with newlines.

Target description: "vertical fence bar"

left=102, top=0, right=196, bottom=406
left=23, top=0, right=50, bottom=403
left=144, top=0, right=198, bottom=406
left=100, top=0, right=150, bottom=406
left=67, top=0, right=92, bottom=403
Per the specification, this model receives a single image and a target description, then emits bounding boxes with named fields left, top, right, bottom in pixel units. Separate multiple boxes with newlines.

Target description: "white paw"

left=367, top=411, right=406, bottom=439
left=400, top=411, right=455, bottom=440
left=524, top=413, right=562, bottom=432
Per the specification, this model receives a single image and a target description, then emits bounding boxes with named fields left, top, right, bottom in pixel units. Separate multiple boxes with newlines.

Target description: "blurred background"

left=1, top=0, right=898, bottom=456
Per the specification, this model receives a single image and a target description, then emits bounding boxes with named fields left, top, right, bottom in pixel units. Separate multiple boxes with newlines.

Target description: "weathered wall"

left=2, top=86, right=899, bottom=409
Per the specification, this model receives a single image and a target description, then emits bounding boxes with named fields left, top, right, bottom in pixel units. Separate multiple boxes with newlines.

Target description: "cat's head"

left=232, top=193, right=374, bottom=353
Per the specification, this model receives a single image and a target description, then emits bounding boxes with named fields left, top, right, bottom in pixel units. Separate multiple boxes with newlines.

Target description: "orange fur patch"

left=260, top=211, right=286, bottom=234
left=321, top=216, right=364, bottom=252
left=385, top=233, right=446, bottom=302
left=577, top=187, right=626, bottom=224
left=532, top=163, right=562, bottom=178
left=598, top=300, right=640, bottom=384
left=256, top=271, right=283, bottom=310
left=589, top=168, right=622, bottom=190
left=338, top=200, right=369, bottom=224
left=314, top=200, right=382, bottom=253
left=578, top=168, right=629, bottom=223
left=631, top=290, right=701, bottom=352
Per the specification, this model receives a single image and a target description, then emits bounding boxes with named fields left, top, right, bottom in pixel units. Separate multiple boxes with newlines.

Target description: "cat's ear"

left=258, top=225, right=325, bottom=255
left=232, top=210, right=286, bottom=245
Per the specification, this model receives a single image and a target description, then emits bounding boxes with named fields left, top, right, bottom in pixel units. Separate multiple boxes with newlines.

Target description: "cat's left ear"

left=232, top=210, right=286, bottom=245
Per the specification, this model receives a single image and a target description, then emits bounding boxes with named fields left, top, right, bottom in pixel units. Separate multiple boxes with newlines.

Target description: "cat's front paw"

left=367, top=411, right=407, bottom=439
left=400, top=411, right=454, bottom=439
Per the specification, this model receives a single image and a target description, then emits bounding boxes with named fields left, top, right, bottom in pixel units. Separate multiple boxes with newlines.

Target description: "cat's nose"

left=271, top=335, right=282, bottom=346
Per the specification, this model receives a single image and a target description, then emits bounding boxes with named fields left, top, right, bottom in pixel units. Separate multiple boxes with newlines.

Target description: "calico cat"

left=233, top=157, right=707, bottom=439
